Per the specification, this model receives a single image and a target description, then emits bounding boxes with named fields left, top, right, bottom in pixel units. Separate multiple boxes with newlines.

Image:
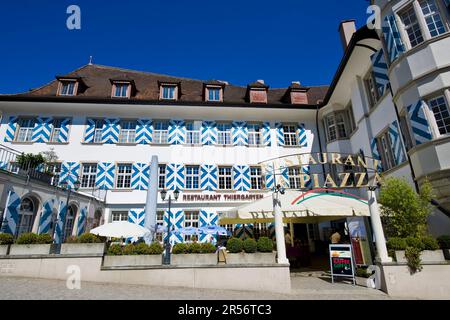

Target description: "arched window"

left=63, top=205, right=77, bottom=241
left=16, top=197, right=37, bottom=237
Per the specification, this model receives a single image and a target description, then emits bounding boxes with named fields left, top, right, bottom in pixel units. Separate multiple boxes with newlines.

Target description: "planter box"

left=395, top=250, right=446, bottom=263
left=226, top=252, right=277, bottom=265
left=171, top=253, right=217, bottom=266
left=0, top=245, right=9, bottom=255
left=60, top=243, right=105, bottom=255
left=355, top=276, right=375, bottom=288
left=9, top=244, right=52, bottom=256
left=443, top=249, right=450, bottom=260
left=103, top=255, right=163, bottom=267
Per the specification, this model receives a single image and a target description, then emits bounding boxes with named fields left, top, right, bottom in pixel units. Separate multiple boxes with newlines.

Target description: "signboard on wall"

left=329, top=244, right=355, bottom=285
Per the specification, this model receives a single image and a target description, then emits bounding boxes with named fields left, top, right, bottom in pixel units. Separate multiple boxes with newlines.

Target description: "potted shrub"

left=226, top=237, right=275, bottom=265
left=60, top=233, right=106, bottom=255
left=171, top=242, right=217, bottom=266
left=355, top=267, right=375, bottom=288
left=0, top=233, right=14, bottom=255
left=9, top=233, right=52, bottom=256
left=103, top=242, right=164, bottom=267
left=437, top=235, right=450, bottom=260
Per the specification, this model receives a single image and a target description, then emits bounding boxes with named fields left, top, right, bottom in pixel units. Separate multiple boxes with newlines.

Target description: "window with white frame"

left=250, top=167, right=264, bottom=190
left=155, top=211, right=164, bottom=242
left=335, top=113, right=347, bottom=138
left=111, top=211, right=128, bottom=222
left=283, top=125, right=298, bottom=146
left=377, top=132, right=396, bottom=171
left=248, top=123, right=262, bottom=146
left=59, top=80, right=77, bottom=96
left=325, top=110, right=353, bottom=143
left=47, top=163, right=61, bottom=186
left=158, top=165, right=166, bottom=189
left=288, top=167, right=303, bottom=189
left=400, top=4, right=425, bottom=48
left=93, top=119, right=104, bottom=143
left=364, top=70, right=381, bottom=108
left=184, top=211, right=199, bottom=242
left=347, top=104, right=356, bottom=133
left=325, top=115, right=337, bottom=142
left=185, top=165, right=200, bottom=189
left=119, top=120, right=136, bottom=144
left=186, top=121, right=201, bottom=144
left=207, top=87, right=222, bottom=102
left=81, top=163, right=97, bottom=189
left=116, top=163, right=132, bottom=189
left=218, top=166, right=233, bottom=190
left=217, top=123, right=232, bottom=145
left=112, top=82, right=130, bottom=98
left=15, top=118, right=35, bottom=142
left=420, top=0, right=447, bottom=37
left=428, top=95, right=450, bottom=135
left=50, top=119, right=63, bottom=143
left=153, top=121, right=169, bottom=144
left=161, top=85, right=177, bottom=100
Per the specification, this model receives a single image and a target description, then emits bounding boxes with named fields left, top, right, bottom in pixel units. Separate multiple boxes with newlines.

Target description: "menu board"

left=329, top=244, right=355, bottom=285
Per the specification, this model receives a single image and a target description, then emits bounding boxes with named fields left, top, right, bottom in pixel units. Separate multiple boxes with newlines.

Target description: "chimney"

left=256, top=79, right=265, bottom=84
left=338, top=20, right=356, bottom=50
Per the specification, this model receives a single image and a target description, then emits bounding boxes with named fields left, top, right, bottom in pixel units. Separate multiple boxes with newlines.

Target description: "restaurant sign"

left=182, top=193, right=265, bottom=202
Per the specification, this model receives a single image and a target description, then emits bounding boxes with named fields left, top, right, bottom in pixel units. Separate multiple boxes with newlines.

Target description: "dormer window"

left=204, top=81, right=226, bottom=102
left=111, top=81, right=132, bottom=98
left=58, top=79, right=78, bottom=96
left=207, top=87, right=221, bottom=102
left=247, top=80, right=269, bottom=104
left=288, top=82, right=309, bottom=105
left=159, top=83, right=179, bottom=101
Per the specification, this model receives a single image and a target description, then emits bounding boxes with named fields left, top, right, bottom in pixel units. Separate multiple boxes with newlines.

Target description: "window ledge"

left=152, top=143, right=171, bottom=146
left=46, top=142, right=70, bottom=145
left=116, top=143, right=138, bottom=146
left=110, top=189, right=134, bottom=193
left=10, top=141, right=34, bottom=145
left=81, top=142, right=104, bottom=145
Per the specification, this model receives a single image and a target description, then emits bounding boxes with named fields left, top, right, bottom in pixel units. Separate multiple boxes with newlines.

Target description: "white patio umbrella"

left=90, top=221, right=150, bottom=238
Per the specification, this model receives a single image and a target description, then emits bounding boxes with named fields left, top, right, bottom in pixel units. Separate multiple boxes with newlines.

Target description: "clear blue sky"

left=0, top=0, right=370, bottom=94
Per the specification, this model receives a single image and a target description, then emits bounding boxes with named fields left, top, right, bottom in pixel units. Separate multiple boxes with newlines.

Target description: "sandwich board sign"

left=329, top=244, right=356, bottom=285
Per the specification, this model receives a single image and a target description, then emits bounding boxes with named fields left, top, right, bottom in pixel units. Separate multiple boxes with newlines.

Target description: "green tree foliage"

left=379, top=177, right=433, bottom=238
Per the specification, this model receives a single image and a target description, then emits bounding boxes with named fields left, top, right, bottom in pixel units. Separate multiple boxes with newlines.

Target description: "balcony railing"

left=0, top=144, right=54, bottom=185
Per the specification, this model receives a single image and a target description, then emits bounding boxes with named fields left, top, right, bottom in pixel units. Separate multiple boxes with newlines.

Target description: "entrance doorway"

left=16, top=196, right=39, bottom=238
left=63, top=204, right=77, bottom=242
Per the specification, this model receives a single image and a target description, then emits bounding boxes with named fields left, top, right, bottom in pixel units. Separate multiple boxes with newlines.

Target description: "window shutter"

left=444, top=0, right=450, bottom=9
left=407, top=100, right=433, bottom=145
left=388, top=121, right=407, bottom=165
left=370, top=49, right=390, bottom=97
left=164, top=210, right=184, bottom=245
left=53, top=201, right=67, bottom=244
left=58, top=118, right=71, bottom=143
left=371, top=139, right=384, bottom=172
left=32, top=117, right=53, bottom=143
left=201, top=121, right=218, bottom=145
left=102, top=118, right=120, bottom=144
left=38, top=199, right=55, bottom=235
left=297, top=123, right=308, bottom=147
left=199, top=210, right=219, bottom=244
left=168, top=120, right=186, bottom=145
left=200, top=164, right=218, bottom=191
left=128, top=209, right=146, bottom=227
left=301, top=165, right=312, bottom=189
left=131, top=163, right=150, bottom=190
left=0, top=190, right=21, bottom=235
left=60, top=162, right=80, bottom=189
left=76, top=206, right=88, bottom=236
left=136, top=119, right=153, bottom=144
left=96, top=162, right=115, bottom=190
left=275, top=123, right=285, bottom=146
left=235, top=224, right=254, bottom=239
left=233, top=165, right=250, bottom=191
left=232, top=121, right=248, bottom=146
left=84, top=119, right=96, bottom=143
left=4, top=116, right=18, bottom=142
left=166, top=164, right=185, bottom=190
left=382, top=15, right=405, bottom=63
left=262, top=122, right=272, bottom=146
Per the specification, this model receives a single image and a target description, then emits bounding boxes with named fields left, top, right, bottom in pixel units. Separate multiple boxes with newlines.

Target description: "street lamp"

left=161, top=188, right=180, bottom=265
left=59, top=180, right=81, bottom=244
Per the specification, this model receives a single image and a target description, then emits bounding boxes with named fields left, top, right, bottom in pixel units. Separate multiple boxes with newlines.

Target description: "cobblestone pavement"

left=0, top=272, right=392, bottom=300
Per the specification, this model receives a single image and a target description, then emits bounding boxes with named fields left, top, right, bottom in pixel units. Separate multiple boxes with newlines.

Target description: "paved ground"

left=0, top=271, right=393, bottom=300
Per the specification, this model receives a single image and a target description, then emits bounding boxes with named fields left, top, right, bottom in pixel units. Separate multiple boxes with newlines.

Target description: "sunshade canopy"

left=219, top=189, right=371, bottom=225
left=90, top=221, right=150, bottom=238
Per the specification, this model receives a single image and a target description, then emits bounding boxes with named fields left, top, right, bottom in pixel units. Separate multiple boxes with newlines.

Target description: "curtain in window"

left=382, top=14, right=406, bottom=63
